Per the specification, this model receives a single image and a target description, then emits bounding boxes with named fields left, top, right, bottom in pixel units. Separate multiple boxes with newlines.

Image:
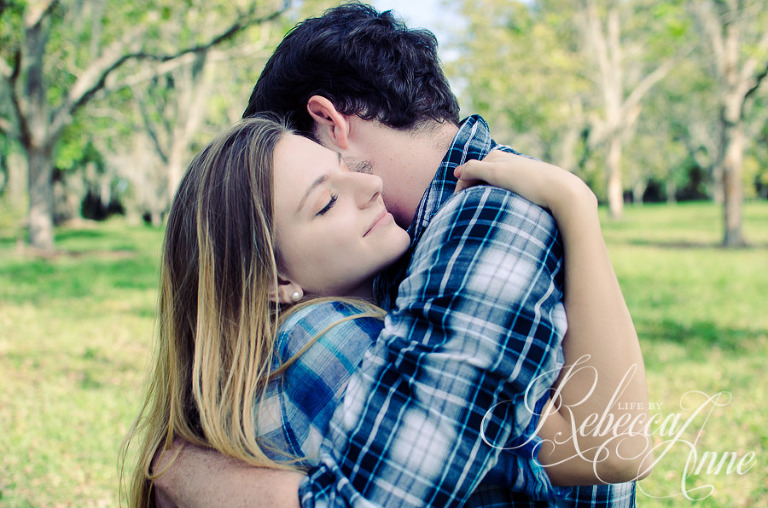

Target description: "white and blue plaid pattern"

left=284, top=116, right=635, bottom=506
left=257, top=301, right=381, bottom=463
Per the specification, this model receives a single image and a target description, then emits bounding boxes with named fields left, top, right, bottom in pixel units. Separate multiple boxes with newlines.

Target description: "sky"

left=373, top=0, right=445, bottom=31
left=371, top=0, right=465, bottom=92
left=372, top=0, right=462, bottom=51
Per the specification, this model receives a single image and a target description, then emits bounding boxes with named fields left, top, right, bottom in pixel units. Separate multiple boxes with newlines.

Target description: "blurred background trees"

left=1, top=0, right=766, bottom=250
left=0, top=0, right=293, bottom=249
left=450, top=0, right=767, bottom=247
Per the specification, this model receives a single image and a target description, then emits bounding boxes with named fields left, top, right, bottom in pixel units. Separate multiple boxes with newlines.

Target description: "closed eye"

left=316, top=194, right=338, bottom=216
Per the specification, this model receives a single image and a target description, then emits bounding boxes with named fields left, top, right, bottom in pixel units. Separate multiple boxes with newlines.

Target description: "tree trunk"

left=711, top=165, right=724, bottom=204
left=19, top=3, right=57, bottom=251
left=666, top=179, right=677, bottom=204
left=7, top=151, right=28, bottom=212
left=606, top=135, right=623, bottom=218
left=26, top=143, right=55, bottom=251
left=167, top=142, right=185, bottom=203
left=166, top=50, right=209, bottom=201
left=554, top=118, right=582, bottom=173
left=721, top=117, right=745, bottom=247
left=689, top=0, right=767, bottom=247
left=633, top=179, right=646, bottom=205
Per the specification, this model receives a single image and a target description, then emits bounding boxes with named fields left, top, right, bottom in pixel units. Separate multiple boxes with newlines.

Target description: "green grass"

left=0, top=219, right=161, bottom=507
left=600, top=201, right=768, bottom=507
left=0, top=202, right=766, bottom=507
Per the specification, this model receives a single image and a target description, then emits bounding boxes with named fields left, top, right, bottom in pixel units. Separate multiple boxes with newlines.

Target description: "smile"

left=365, top=210, right=393, bottom=236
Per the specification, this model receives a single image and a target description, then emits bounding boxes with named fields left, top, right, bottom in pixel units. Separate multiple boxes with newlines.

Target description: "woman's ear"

left=307, top=95, right=350, bottom=150
left=270, top=275, right=304, bottom=305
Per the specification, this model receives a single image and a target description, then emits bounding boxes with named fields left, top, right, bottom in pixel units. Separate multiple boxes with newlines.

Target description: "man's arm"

left=152, top=440, right=304, bottom=508
left=302, top=186, right=568, bottom=506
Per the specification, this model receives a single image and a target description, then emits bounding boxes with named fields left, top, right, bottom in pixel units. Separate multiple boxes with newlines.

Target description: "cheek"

left=381, top=194, right=410, bottom=228
left=287, top=227, right=353, bottom=276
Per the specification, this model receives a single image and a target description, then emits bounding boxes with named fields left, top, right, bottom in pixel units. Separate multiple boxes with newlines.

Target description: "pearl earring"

left=290, top=291, right=301, bottom=302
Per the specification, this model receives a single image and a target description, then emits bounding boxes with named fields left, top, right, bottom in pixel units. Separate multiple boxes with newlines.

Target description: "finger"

left=454, top=177, right=485, bottom=194
left=482, top=149, right=510, bottom=163
left=457, top=159, right=493, bottom=184
left=454, top=179, right=469, bottom=194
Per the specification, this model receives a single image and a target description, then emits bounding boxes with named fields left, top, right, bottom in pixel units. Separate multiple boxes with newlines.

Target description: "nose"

left=349, top=172, right=383, bottom=208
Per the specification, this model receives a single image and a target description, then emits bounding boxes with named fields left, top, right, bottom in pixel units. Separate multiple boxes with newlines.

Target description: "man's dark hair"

left=243, top=2, right=460, bottom=135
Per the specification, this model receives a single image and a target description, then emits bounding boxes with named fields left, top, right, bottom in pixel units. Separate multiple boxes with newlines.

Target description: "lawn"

left=0, top=201, right=766, bottom=507
left=597, top=202, right=768, bottom=506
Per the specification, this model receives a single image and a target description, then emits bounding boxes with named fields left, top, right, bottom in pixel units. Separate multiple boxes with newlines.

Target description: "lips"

left=365, top=209, right=392, bottom=236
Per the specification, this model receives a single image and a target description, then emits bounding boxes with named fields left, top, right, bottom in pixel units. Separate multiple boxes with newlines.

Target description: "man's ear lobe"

left=307, top=95, right=350, bottom=150
left=271, top=276, right=304, bottom=305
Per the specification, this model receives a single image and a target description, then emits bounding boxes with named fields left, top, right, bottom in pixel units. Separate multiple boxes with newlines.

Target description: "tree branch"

left=691, top=1, right=725, bottom=75
left=99, top=38, right=273, bottom=96
left=582, top=1, right=611, bottom=87
left=136, top=94, right=169, bottom=165
left=50, top=1, right=289, bottom=138
left=23, top=0, right=58, bottom=29
left=739, top=26, right=768, bottom=98
left=0, top=54, right=12, bottom=81
left=0, top=115, right=12, bottom=135
left=743, top=59, right=768, bottom=107
left=622, top=45, right=692, bottom=117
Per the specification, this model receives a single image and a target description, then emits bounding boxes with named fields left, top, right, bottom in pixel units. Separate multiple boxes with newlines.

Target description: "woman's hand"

left=454, top=150, right=597, bottom=220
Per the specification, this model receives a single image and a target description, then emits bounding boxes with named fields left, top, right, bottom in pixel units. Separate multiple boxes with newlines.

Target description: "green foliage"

left=448, top=0, right=589, bottom=160
left=1, top=203, right=767, bottom=506
left=56, top=129, right=103, bottom=173
left=445, top=0, right=767, bottom=207
left=1, top=0, right=292, bottom=241
left=640, top=0, right=691, bottom=56
left=0, top=1, right=23, bottom=48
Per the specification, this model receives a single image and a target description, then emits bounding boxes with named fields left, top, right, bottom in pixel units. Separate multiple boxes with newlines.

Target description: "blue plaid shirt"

left=261, top=301, right=560, bottom=495
left=276, top=116, right=635, bottom=506
left=257, top=301, right=381, bottom=464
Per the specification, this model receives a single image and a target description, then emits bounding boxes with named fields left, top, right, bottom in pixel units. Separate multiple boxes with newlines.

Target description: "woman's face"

left=272, top=134, right=411, bottom=298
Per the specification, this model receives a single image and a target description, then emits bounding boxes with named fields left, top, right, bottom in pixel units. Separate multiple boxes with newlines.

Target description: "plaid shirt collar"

left=374, top=115, right=499, bottom=307
left=409, top=114, right=498, bottom=242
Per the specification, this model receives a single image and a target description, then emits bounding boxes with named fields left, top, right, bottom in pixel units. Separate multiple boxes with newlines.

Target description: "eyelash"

left=316, top=194, right=338, bottom=216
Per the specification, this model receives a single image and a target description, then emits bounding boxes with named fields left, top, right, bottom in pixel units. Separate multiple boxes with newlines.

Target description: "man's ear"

left=270, top=275, right=304, bottom=305
left=307, top=95, right=350, bottom=150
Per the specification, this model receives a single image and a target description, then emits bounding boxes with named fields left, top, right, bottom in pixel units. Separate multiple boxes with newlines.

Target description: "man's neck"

left=382, top=121, right=459, bottom=226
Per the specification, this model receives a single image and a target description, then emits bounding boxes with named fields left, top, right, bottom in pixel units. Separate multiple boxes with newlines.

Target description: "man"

left=155, top=4, right=638, bottom=506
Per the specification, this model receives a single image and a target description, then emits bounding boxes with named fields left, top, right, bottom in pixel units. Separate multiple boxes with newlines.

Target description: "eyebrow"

left=296, top=152, right=341, bottom=213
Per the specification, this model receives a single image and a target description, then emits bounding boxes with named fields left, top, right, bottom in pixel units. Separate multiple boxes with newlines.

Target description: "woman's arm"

left=456, top=151, right=653, bottom=485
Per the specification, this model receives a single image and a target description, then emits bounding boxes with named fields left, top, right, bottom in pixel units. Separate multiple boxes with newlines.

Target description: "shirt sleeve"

left=300, top=186, right=569, bottom=507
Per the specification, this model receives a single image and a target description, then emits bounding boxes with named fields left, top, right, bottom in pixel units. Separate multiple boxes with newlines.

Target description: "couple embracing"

left=123, top=3, right=653, bottom=507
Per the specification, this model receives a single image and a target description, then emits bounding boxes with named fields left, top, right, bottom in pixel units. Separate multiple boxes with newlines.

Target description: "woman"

left=121, top=116, right=650, bottom=507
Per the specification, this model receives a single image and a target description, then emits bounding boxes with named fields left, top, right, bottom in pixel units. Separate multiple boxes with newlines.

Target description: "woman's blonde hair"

left=120, top=116, right=296, bottom=507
